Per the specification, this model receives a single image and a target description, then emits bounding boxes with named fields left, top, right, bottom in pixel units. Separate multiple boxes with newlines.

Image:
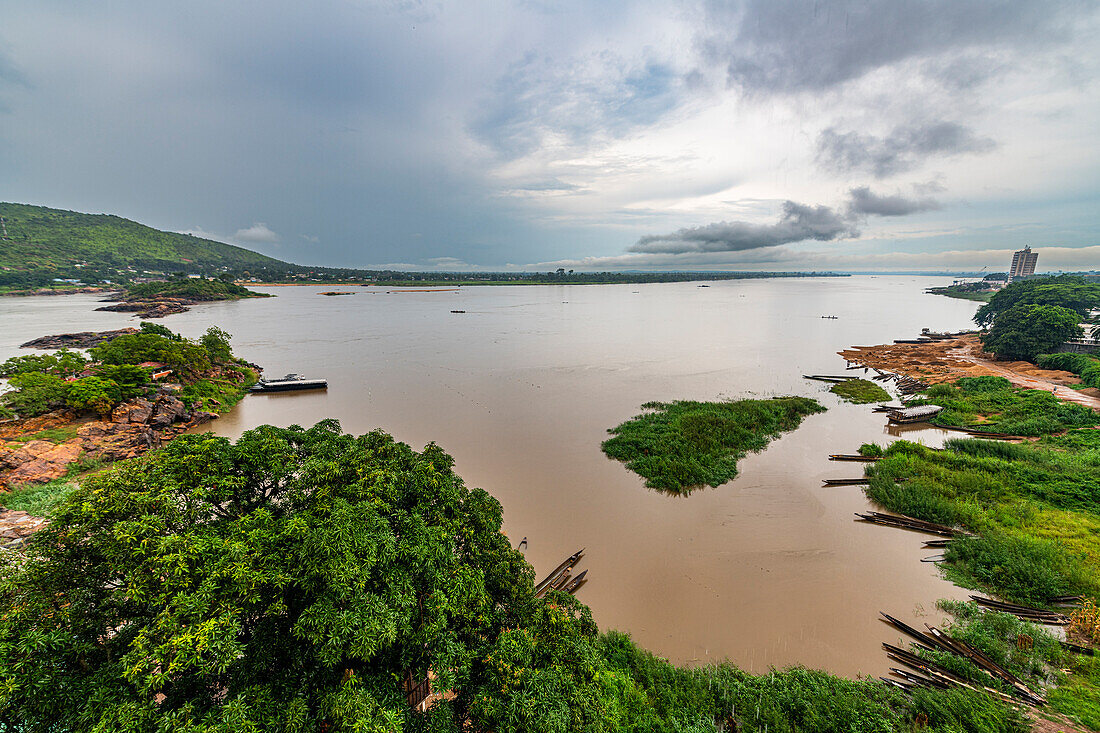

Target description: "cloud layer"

left=817, top=122, right=996, bottom=178
left=0, top=1, right=1096, bottom=271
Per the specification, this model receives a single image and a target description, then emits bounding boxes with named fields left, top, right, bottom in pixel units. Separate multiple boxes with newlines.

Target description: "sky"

left=1, top=0, right=1098, bottom=272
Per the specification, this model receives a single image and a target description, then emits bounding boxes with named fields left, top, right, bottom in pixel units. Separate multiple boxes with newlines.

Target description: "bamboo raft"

left=969, top=595, right=1071, bottom=625
left=880, top=613, right=1045, bottom=706
left=828, top=454, right=881, bottom=462
left=854, top=511, right=962, bottom=537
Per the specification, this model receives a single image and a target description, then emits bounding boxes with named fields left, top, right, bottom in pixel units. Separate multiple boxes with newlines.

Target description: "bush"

left=1, top=372, right=69, bottom=417
left=916, top=377, right=1099, bottom=436
left=1037, top=352, right=1100, bottom=390
left=65, top=376, right=121, bottom=415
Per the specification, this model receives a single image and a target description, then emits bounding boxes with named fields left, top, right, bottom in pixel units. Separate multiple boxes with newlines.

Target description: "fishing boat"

left=249, top=374, right=328, bottom=393
left=563, top=570, right=588, bottom=594
left=828, top=454, right=881, bottom=462
left=533, top=548, right=584, bottom=596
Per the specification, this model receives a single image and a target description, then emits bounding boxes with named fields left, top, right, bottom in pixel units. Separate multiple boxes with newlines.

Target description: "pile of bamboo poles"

left=969, top=596, right=1071, bottom=626
left=879, top=612, right=1046, bottom=707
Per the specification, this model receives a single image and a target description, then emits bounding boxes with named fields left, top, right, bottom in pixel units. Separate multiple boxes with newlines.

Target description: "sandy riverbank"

left=839, top=334, right=1100, bottom=409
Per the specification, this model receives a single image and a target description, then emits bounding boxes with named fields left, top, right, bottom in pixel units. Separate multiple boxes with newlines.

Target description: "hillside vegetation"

left=0, top=202, right=284, bottom=283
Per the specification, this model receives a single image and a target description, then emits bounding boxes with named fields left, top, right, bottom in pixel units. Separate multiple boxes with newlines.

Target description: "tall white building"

left=1009, top=245, right=1038, bottom=281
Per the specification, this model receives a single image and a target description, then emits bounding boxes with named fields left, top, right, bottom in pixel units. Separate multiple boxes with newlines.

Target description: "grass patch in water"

left=829, top=378, right=892, bottom=404
left=601, top=396, right=825, bottom=494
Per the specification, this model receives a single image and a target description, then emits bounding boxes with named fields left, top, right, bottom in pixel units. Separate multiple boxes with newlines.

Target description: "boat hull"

left=250, top=380, right=328, bottom=393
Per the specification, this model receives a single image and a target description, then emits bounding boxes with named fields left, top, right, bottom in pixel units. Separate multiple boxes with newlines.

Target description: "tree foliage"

left=90, top=331, right=213, bottom=380
left=980, top=303, right=1082, bottom=361
left=1, top=372, right=69, bottom=417
left=974, top=275, right=1100, bottom=327
left=200, top=326, right=233, bottom=362
left=0, top=348, right=88, bottom=378
left=64, top=375, right=122, bottom=415
left=1, top=327, right=248, bottom=418
left=0, top=422, right=537, bottom=732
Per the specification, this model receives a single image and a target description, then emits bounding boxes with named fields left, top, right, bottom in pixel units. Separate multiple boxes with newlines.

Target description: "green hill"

left=0, top=202, right=286, bottom=275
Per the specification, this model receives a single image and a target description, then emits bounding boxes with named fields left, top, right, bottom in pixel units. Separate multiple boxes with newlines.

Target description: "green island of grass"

left=601, top=396, right=825, bottom=493
left=914, top=375, right=1099, bottom=435
left=829, top=378, right=891, bottom=404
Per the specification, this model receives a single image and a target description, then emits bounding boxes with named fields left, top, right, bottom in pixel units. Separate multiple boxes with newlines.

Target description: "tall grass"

left=865, top=438, right=1100, bottom=603
left=597, top=630, right=1028, bottom=733
left=915, top=376, right=1099, bottom=435
left=0, top=479, right=77, bottom=516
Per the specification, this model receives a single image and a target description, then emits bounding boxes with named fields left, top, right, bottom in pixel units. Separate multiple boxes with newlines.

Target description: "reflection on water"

left=0, top=277, right=982, bottom=677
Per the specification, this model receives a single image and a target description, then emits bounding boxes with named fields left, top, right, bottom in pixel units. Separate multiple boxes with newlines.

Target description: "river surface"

left=0, top=276, right=983, bottom=677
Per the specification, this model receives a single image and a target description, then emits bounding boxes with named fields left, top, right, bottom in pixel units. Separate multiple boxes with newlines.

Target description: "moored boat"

left=249, top=374, right=328, bottom=393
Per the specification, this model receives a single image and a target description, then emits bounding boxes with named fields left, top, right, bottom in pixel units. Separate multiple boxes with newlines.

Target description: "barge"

left=249, top=374, right=328, bottom=393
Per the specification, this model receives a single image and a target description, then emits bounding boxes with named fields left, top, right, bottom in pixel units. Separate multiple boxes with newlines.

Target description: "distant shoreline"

left=247, top=272, right=852, bottom=288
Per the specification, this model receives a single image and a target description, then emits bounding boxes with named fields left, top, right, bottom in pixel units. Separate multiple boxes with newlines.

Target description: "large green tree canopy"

left=974, top=275, right=1100, bottom=327
left=980, top=304, right=1083, bottom=361
left=0, top=421, right=541, bottom=732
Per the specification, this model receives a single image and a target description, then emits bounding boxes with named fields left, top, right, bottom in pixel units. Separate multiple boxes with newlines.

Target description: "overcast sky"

left=1, top=0, right=1098, bottom=271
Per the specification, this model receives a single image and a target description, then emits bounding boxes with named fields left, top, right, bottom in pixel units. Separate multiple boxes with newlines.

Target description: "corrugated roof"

left=890, top=405, right=943, bottom=418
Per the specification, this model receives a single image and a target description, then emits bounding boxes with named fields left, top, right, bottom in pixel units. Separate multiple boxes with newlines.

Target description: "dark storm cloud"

left=846, top=187, right=940, bottom=217
left=816, top=122, right=996, bottom=178
left=630, top=201, right=856, bottom=254
left=701, top=0, right=1083, bottom=94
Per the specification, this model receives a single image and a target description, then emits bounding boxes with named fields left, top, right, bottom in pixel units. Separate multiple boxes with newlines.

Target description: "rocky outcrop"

left=0, top=392, right=220, bottom=490
left=0, top=509, right=48, bottom=550
left=95, top=298, right=192, bottom=318
left=0, top=440, right=83, bottom=486
left=20, top=327, right=139, bottom=349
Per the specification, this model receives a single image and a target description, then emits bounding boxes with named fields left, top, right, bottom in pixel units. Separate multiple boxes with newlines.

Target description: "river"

left=0, top=276, right=982, bottom=677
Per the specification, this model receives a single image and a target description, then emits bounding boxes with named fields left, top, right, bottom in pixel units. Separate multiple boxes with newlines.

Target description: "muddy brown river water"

left=0, top=276, right=983, bottom=677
